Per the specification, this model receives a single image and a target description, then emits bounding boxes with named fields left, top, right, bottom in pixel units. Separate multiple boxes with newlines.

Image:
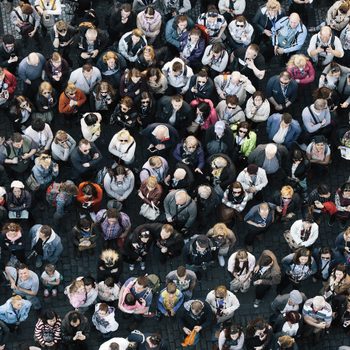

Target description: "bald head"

left=175, top=190, right=188, bottom=205
left=153, top=125, right=169, bottom=140
left=28, top=53, right=39, bottom=66
left=174, top=168, right=186, bottom=180
left=289, top=13, right=300, bottom=28
left=320, top=26, right=332, bottom=43
left=265, top=143, right=277, bottom=159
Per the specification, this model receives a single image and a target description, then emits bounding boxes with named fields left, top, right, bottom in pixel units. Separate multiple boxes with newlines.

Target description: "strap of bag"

left=14, top=9, right=26, bottom=22
left=126, top=140, right=135, bottom=153
left=171, top=198, right=192, bottom=221
left=307, top=106, right=319, bottom=125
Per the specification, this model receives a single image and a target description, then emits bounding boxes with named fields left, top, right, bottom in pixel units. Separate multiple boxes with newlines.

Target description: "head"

left=97, top=303, right=109, bottom=317
left=197, top=185, right=212, bottom=199
left=236, top=121, right=250, bottom=138
left=214, top=285, right=227, bottom=299
left=65, top=82, right=77, bottom=98
left=196, top=69, right=208, bottom=85
left=281, top=185, right=294, bottom=200
left=145, top=175, right=158, bottom=190
left=37, top=154, right=52, bottom=170
left=214, top=120, right=226, bottom=137
left=11, top=132, right=23, bottom=149
left=173, top=167, right=186, bottom=181
left=184, top=135, right=199, bottom=152
left=317, top=184, right=331, bottom=198
left=212, top=156, right=228, bottom=169
left=106, top=208, right=120, bottom=225
left=190, top=300, right=204, bottom=315
left=138, top=228, right=151, bottom=243
left=288, top=54, right=308, bottom=69
left=235, top=15, right=247, bottom=29
left=189, top=27, right=201, bottom=42
left=131, top=28, right=143, bottom=45
left=166, top=281, right=177, bottom=295
left=149, top=156, right=163, bottom=169
left=103, top=51, right=118, bottom=66
left=171, top=94, right=183, bottom=110
left=120, top=3, right=132, bottom=19
left=265, top=143, right=278, bottom=159
left=78, top=139, right=92, bottom=154
left=176, top=266, right=187, bottom=279
left=82, top=64, right=93, bottom=79
left=312, top=296, right=326, bottom=311
left=11, top=180, right=24, bottom=197
left=289, top=12, right=301, bottom=29
left=134, top=276, right=149, bottom=293
left=319, top=26, right=332, bottom=43
left=44, top=263, right=56, bottom=276
left=281, top=113, right=292, bottom=128
left=278, top=335, right=295, bottom=348
left=68, top=312, right=81, bottom=327
left=85, top=28, right=97, bottom=42
left=39, top=225, right=52, bottom=241
left=160, top=224, right=174, bottom=240
left=2, top=34, right=15, bottom=51
left=176, top=15, right=188, bottom=31
left=120, top=96, right=133, bottom=113
left=206, top=5, right=219, bottom=24
left=196, top=235, right=210, bottom=252
left=27, top=53, right=40, bottom=66
left=246, top=44, right=259, bottom=60
left=17, top=263, right=30, bottom=281
left=279, top=71, right=292, bottom=85
left=144, top=6, right=155, bottom=21
left=39, top=81, right=53, bottom=98
left=314, top=98, right=328, bottom=112
left=252, top=91, right=265, bottom=106
left=41, top=310, right=58, bottom=326
left=31, top=118, right=46, bottom=132
left=266, top=0, right=281, bottom=16
left=100, top=249, right=119, bottom=268
left=11, top=295, right=24, bottom=310
left=3, top=222, right=21, bottom=237
left=231, top=181, right=244, bottom=196
left=56, top=20, right=68, bottom=35
left=333, top=264, right=347, bottom=281
left=152, top=125, right=169, bottom=140
left=294, top=247, right=312, bottom=265
left=175, top=190, right=188, bottom=206
left=247, top=164, right=258, bottom=176
left=226, top=95, right=239, bottom=110
left=258, top=203, right=270, bottom=217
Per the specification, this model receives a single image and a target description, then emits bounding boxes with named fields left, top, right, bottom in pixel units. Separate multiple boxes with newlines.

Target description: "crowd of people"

left=1, top=0, right=350, bottom=349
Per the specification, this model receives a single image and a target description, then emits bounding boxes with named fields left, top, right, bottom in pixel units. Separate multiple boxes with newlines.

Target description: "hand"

left=195, top=168, right=203, bottom=174
left=183, top=327, right=191, bottom=335
left=191, top=87, right=198, bottom=93
left=82, top=162, right=90, bottom=168
left=318, top=322, right=327, bottom=329
left=219, top=92, right=226, bottom=99
left=25, top=79, right=31, bottom=85
left=11, top=157, right=18, bottom=164
left=155, top=144, right=165, bottom=150
left=166, top=215, right=173, bottom=222
left=69, top=100, right=76, bottom=107
left=161, top=247, right=168, bottom=253
left=81, top=52, right=91, bottom=59
left=246, top=58, right=255, bottom=69
left=138, top=191, right=145, bottom=199
left=77, top=334, right=86, bottom=341
left=21, top=153, right=30, bottom=160
left=91, top=50, right=98, bottom=58
left=341, top=102, right=349, bottom=109
left=315, top=200, right=324, bottom=209
left=326, top=47, right=334, bottom=55
left=263, top=29, right=272, bottom=37
left=139, top=297, right=146, bottom=306
left=321, top=119, right=327, bottom=126
left=295, top=79, right=300, bottom=83
left=10, top=281, right=17, bottom=289
left=28, top=29, right=36, bottom=37
left=8, top=55, right=18, bottom=63
left=275, top=104, right=283, bottom=111
left=254, top=279, right=263, bottom=285
left=276, top=206, right=282, bottom=213
left=93, top=153, right=99, bottom=159
left=135, top=89, right=140, bottom=95
left=253, top=265, right=260, bottom=273
left=193, top=325, right=202, bottom=332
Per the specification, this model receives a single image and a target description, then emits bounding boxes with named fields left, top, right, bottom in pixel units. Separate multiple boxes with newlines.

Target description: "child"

left=157, top=282, right=184, bottom=317
left=97, top=277, right=120, bottom=305
left=40, top=264, right=62, bottom=297
left=64, top=278, right=87, bottom=309
left=92, top=302, right=119, bottom=338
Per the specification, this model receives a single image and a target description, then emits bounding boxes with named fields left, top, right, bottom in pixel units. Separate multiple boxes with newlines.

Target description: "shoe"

left=44, top=289, right=50, bottom=297
left=35, top=257, right=43, bottom=268
left=129, top=264, right=135, bottom=271
left=253, top=299, right=261, bottom=308
left=140, top=262, right=146, bottom=271
left=246, top=245, right=253, bottom=253
left=339, top=220, right=348, bottom=230
left=218, top=255, right=225, bottom=267
left=52, top=289, right=57, bottom=297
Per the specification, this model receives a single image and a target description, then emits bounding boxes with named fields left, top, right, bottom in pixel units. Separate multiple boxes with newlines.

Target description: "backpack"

left=316, top=33, right=336, bottom=50
left=147, top=274, right=161, bottom=293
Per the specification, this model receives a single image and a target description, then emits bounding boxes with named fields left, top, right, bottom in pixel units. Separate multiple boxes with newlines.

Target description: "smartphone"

left=148, top=146, right=157, bottom=153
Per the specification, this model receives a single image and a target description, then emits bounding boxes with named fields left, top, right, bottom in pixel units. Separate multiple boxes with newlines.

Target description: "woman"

left=72, top=217, right=98, bottom=257
left=306, top=136, right=331, bottom=177
left=136, top=6, right=162, bottom=44
left=76, top=181, right=103, bottom=216
left=1, top=222, right=25, bottom=266
left=96, top=51, right=127, bottom=88
left=218, top=323, right=245, bottom=350
left=335, top=227, right=350, bottom=263
left=120, top=68, right=148, bottom=99
left=103, top=165, right=135, bottom=202
left=90, top=81, right=116, bottom=116
left=118, top=28, right=148, bottom=64
left=206, top=285, right=240, bottom=324
left=9, top=95, right=34, bottom=132
left=286, top=54, right=315, bottom=86
left=231, top=121, right=257, bottom=166
left=207, top=222, right=236, bottom=267
left=335, top=182, right=350, bottom=229
left=144, top=67, right=168, bottom=96
left=173, top=136, right=205, bottom=173
left=284, top=217, right=319, bottom=250
left=97, top=248, right=123, bottom=283
left=220, top=181, right=249, bottom=224
left=34, top=81, right=57, bottom=124
left=227, top=249, right=256, bottom=293
left=138, top=175, right=163, bottom=209
left=252, top=250, right=281, bottom=308
left=32, top=154, right=59, bottom=189
left=110, top=96, right=138, bottom=128
left=58, top=82, right=87, bottom=121
left=277, top=247, right=317, bottom=294
left=46, top=180, right=78, bottom=221
left=245, top=91, right=270, bottom=123
left=108, top=129, right=136, bottom=165
left=6, top=180, right=31, bottom=220
left=179, top=27, right=206, bottom=70
left=135, top=91, right=156, bottom=128
left=122, top=228, right=153, bottom=271
left=245, top=318, right=273, bottom=350
left=34, top=309, right=62, bottom=349
left=51, top=130, right=76, bottom=162
left=313, top=246, right=337, bottom=285
left=207, top=154, right=236, bottom=198
left=44, top=52, right=69, bottom=93
left=326, top=0, right=350, bottom=34
left=80, top=113, right=102, bottom=143
left=189, top=99, right=218, bottom=132
left=271, top=185, right=300, bottom=222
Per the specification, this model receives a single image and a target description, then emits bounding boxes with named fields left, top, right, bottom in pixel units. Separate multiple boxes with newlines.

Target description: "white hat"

left=0, top=187, right=5, bottom=197
left=11, top=180, right=25, bottom=189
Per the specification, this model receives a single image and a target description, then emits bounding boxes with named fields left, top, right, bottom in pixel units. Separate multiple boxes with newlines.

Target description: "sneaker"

left=253, top=299, right=261, bottom=308
left=129, top=264, right=135, bottom=271
left=246, top=245, right=253, bottom=253
left=44, top=289, right=50, bottom=297
left=52, top=289, right=57, bottom=297
left=340, top=220, right=348, bottom=231
left=218, top=255, right=225, bottom=267
left=140, top=262, right=146, bottom=271
left=35, top=256, right=43, bottom=268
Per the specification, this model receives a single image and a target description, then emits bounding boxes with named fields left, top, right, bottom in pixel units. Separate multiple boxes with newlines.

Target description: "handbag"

left=14, top=9, right=34, bottom=36
left=181, top=330, right=198, bottom=347
left=139, top=203, right=160, bottom=221
left=41, top=12, right=55, bottom=28
left=26, top=173, right=40, bottom=191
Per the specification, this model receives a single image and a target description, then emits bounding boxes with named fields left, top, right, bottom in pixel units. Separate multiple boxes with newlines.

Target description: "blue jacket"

left=29, top=224, right=63, bottom=263
left=0, top=298, right=31, bottom=324
left=165, top=16, right=194, bottom=49
left=267, top=113, right=301, bottom=149
left=157, top=288, right=184, bottom=315
left=266, top=75, right=298, bottom=105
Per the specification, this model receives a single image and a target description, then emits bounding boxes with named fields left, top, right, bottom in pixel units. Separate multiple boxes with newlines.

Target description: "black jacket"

left=61, top=311, right=90, bottom=343
left=179, top=300, right=213, bottom=330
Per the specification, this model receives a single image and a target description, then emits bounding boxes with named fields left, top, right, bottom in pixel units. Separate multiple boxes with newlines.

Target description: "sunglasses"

left=227, top=106, right=236, bottom=109
left=233, top=190, right=241, bottom=194
left=236, top=24, right=244, bottom=27
left=239, top=129, right=247, bottom=133
left=140, top=233, right=150, bottom=238
left=119, top=139, right=128, bottom=143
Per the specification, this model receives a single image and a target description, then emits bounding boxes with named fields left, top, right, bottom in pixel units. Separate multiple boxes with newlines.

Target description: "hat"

left=0, top=187, right=5, bottom=197
left=247, top=164, right=258, bottom=175
left=11, top=180, right=25, bottom=189
left=196, top=235, right=209, bottom=248
left=214, top=121, right=225, bottom=136
left=107, top=200, right=122, bottom=211
left=289, top=290, right=303, bottom=304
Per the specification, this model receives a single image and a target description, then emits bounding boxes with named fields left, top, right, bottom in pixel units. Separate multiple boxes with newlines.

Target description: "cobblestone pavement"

left=1, top=0, right=350, bottom=350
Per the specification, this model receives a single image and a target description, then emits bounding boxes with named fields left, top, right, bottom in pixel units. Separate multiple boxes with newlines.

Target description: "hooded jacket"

left=29, top=224, right=63, bottom=263
left=179, top=299, right=213, bottom=330
left=61, top=311, right=90, bottom=343
left=0, top=298, right=31, bottom=325
left=92, top=304, right=119, bottom=333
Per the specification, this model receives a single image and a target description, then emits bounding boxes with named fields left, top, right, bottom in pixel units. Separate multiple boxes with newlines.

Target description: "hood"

left=6, top=230, right=22, bottom=242
left=35, top=226, right=57, bottom=244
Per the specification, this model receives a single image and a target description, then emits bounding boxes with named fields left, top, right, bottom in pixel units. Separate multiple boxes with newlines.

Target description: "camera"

left=321, top=45, right=328, bottom=51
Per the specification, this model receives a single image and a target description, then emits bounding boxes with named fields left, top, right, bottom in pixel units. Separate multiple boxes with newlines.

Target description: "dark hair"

left=109, top=343, right=120, bottom=350
left=259, top=255, right=273, bottom=266
left=293, top=247, right=312, bottom=265
left=3, top=34, right=15, bottom=45
left=177, top=265, right=186, bottom=277
left=84, top=113, right=98, bottom=126
left=246, top=318, right=268, bottom=337
left=104, top=277, right=115, bottom=287
left=317, top=184, right=330, bottom=195
left=144, top=6, right=155, bottom=15
left=82, top=182, right=98, bottom=198
left=252, top=90, right=265, bottom=100
left=40, top=225, right=52, bottom=238
left=292, top=149, right=304, bottom=161
left=41, top=309, right=58, bottom=324
left=196, top=101, right=211, bottom=119
left=224, top=324, right=242, bottom=340
left=77, top=217, right=92, bottom=230
left=282, top=113, right=292, bottom=124
left=284, top=311, right=301, bottom=323
left=68, top=311, right=81, bottom=323
left=124, top=292, right=136, bottom=306
left=136, top=275, right=149, bottom=287
left=149, top=334, right=161, bottom=345
left=83, top=276, right=96, bottom=287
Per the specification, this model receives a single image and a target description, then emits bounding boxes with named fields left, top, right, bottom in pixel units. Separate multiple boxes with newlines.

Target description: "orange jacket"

left=76, top=182, right=103, bottom=212
left=58, top=89, right=87, bottom=114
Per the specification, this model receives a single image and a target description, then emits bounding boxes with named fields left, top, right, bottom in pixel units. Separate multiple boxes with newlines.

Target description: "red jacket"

left=58, top=89, right=87, bottom=114
left=190, top=98, right=218, bottom=130
left=287, top=60, right=315, bottom=86
left=76, top=182, right=103, bottom=212
left=2, top=69, right=17, bottom=98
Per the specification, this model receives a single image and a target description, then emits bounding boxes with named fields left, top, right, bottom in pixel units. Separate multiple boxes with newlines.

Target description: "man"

left=179, top=299, right=213, bottom=346
left=0, top=66, right=17, bottom=109
left=3, top=132, right=37, bottom=176
left=78, top=27, right=107, bottom=65
left=29, top=224, right=63, bottom=268
left=236, top=164, right=268, bottom=200
left=163, top=189, right=197, bottom=233
left=215, top=95, right=245, bottom=125
left=156, top=95, right=193, bottom=132
left=204, top=120, right=235, bottom=156
left=18, top=52, right=45, bottom=99
left=166, top=265, right=197, bottom=300
left=186, top=69, right=215, bottom=101
left=62, top=310, right=90, bottom=350
left=244, top=202, right=276, bottom=251
left=231, top=44, right=266, bottom=88
left=0, top=34, right=23, bottom=74
left=118, top=29, right=147, bottom=63
left=267, top=112, right=301, bottom=149
left=302, top=295, right=332, bottom=342
left=0, top=296, right=31, bottom=332
left=307, top=26, right=344, bottom=66
left=69, top=63, right=102, bottom=96
left=70, top=139, right=103, bottom=179
left=272, top=13, right=307, bottom=58
left=214, top=71, right=256, bottom=104
left=266, top=71, right=298, bottom=111
left=161, top=0, right=191, bottom=17
left=165, top=15, right=194, bottom=51
left=184, top=235, right=217, bottom=279
left=99, top=337, right=129, bottom=350
left=5, top=263, right=41, bottom=311
left=162, top=57, right=193, bottom=94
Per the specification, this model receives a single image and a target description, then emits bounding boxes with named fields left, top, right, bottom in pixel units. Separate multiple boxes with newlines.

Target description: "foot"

left=246, top=245, right=253, bottom=253
left=52, top=289, right=57, bottom=297
left=35, top=257, right=43, bottom=268
left=129, top=264, right=135, bottom=271
left=253, top=299, right=261, bottom=308
left=140, top=262, right=146, bottom=271
left=44, top=289, right=50, bottom=298
left=218, top=255, right=225, bottom=267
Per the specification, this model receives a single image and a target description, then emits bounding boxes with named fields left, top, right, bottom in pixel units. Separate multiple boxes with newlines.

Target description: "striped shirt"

left=302, top=299, right=332, bottom=326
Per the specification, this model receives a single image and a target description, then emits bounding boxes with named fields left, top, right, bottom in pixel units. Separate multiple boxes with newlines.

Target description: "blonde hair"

left=65, top=82, right=77, bottom=94
left=132, top=28, right=143, bottom=37
left=38, top=154, right=52, bottom=167
left=56, top=20, right=67, bottom=31
left=52, top=52, right=62, bottom=62
left=54, top=130, right=68, bottom=143
left=146, top=175, right=158, bottom=189
left=215, top=285, right=227, bottom=297
left=287, top=54, right=308, bottom=69
left=281, top=185, right=294, bottom=197
left=149, top=156, right=162, bottom=167
left=116, top=129, right=132, bottom=143
left=69, top=279, right=85, bottom=294
left=39, top=81, right=53, bottom=95
left=266, top=0, right=281, bottom=12
left=103, top=51, right=118, bottom=63
left=212, top=223, right=229, bottom=238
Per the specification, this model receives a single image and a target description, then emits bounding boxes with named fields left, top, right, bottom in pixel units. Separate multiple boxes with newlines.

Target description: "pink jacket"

left=190, top=98, right=218, bottom=130
left=287, top=60, right=315, bottom=85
